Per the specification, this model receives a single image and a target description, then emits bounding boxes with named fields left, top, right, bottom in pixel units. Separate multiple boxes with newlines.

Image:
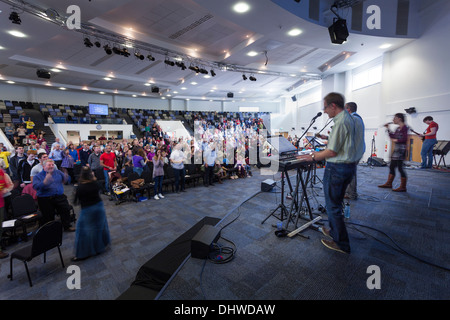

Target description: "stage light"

left=199, top=68, right=208, bottom=75
left=164, top=58, right=175, bottom=66
left=94, top=41, right=101, bottom=48
left=135, top=52, right=145, bottom=60
left=328, top=18, right=349, bottom=44
left=249, top=75, right=256, bottom=81
left=242, top=74, right=247, bottom=81
left=210, top=69, right=216, bottom=77
left=147, top=54, right=155, bottom=61
left=121, top=48, right=130, bottom=57
left=112, top=46, right=121, bottom=55
left=189, top=65, right=200, bottom=73
left=103, top=45, right=112, bottom=55
left=9, top=11, right=21, bottom=25
left=176, top=62, right=187, bottom=70
left=84, top=38, right=93, bottom=48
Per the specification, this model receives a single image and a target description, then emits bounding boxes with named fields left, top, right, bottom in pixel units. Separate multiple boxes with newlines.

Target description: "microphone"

left=312, top=112, right=322, bottom=121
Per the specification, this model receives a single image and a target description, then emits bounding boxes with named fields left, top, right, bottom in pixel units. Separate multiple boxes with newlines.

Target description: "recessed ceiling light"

left=6, top=80, right=15, bottom=84
left=233, top=2, right=250, bottom=13
left=379, top=43, right=392, bottom=49
left=59, top=87, right=66, bottom=90
left=8, top=30, right=26, bottom=38
left=247, top=51, right=258, bottom=57
left=181, top=87, right=187, bottom=90
left=0, top=46, right=5, bottom=50
left=203, top=75, right=211, bottom=79
left=82, top=86, right=89, bottom=90
left=347, top=62, right=356, bottom=66
left=50, top=68, right=61, bottom=72
left=103, top=77, right=112, bottom=81
left=132, top=94, right=137, bottom=97
left=144, top=83, right=151, bottom=86
left=287, top=28, right=302, bottom=36
left=191, top=82, right=198, bottom=85
left=99, top=91, right=105, bottom=94
left=173, top=91, right=178, bottom=94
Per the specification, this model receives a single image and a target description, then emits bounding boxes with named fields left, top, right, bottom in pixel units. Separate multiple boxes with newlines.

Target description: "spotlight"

left=94, top=41, right=101, bottom=48
left=9, top=11, right=21, bottom=25
left=147, top=54, right=156, bottom=61
left=121, top=48, right=130, bottom=57
left=176, top=62, right=187, bottom=70
left=199, top=68, right=208, bottom=75
left=151, top=86, right=159, bottom=93
left=210, top=70, right=216, bottom=77
left=135, top=52, right=145, bottom=60
left=189, top=65, right=200, bottom=73
left=164, top=59, right=175, bottom=66
left=328, top=18, right=349, bottom=44
left=242, top=74, right=248, bottom=81
left=249, top=75, right=257, bottom=81
left=84, top=38, right=93, bottom=48
left=103, top=45, right=112, bottom=55
left=112, top=46, right=121, bottom=55
left=405, top=107, right=416, bottom=114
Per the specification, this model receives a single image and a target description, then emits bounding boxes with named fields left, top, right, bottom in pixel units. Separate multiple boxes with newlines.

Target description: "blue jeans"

left=322, top=162, right=356, bottom=253
left=421, top=139, right=437, bottom=168
left=154, top=175, right=163, bottom=195
left=103, top=170, right=111, bottom=192
left=173, top=167, right=185, bottom=192
left=133, top=167, right=143, bottom=176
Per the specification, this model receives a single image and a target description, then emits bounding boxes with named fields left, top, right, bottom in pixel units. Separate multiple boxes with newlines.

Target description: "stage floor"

left=0, top=163, right=449, bottom=300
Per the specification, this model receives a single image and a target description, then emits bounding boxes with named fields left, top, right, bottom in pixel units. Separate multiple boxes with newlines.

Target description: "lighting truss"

left=0, top=0, right=322, bottom=81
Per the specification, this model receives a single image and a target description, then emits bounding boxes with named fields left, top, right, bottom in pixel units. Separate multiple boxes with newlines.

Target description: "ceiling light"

left=147, top=54, right=155, bottom=61
left=247, top=51, right=258, bottom=57
left=144, top=83, right=151, bottom=86
left=9, top=11, right=21, bottom=25
left=132, top=95, right=137, bottom=97
left=288, top=28, right=302, bottom=36
left=242, top=74, right=247, bottom=80
left=59, top=87, right=66, bottom=90
left=379, top=43, right=392, bottom=49
left=233, top=2, right=250, bottom=13
left=203, top=75, right=211, bottom=79
left=99, top=91, right=105, bottom=94
left=8, top=30, right=26, bottom=38
left=104, top=77, right=112, bottom=81
left=191, top=82, right=198, bottom=85
left=6, top=81, right=15, bottom=84
left=94, top=41, right=101, bottom=48
left=50, top=68, right=61, bottom=73
left=210, top=70, right=216, bottom=77
left=164, top=58, right=175, bottom=66
left=181, top=87, right=187, bottom=90
left=249, top=75, right=257, bottom=81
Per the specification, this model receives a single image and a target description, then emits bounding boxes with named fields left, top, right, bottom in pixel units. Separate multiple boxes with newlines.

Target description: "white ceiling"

left=0, top=0, right=431, bottom=103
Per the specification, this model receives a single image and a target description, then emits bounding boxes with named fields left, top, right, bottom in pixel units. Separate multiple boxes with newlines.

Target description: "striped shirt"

left=326, top=110, right=364, bottom=164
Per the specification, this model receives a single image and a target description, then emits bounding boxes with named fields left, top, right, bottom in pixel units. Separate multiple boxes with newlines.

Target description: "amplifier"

left=261, top=179, right=276, bottom=192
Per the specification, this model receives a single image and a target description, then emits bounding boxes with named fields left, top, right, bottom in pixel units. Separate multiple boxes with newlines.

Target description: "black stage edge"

left=117, top=216, right=221, bottom=300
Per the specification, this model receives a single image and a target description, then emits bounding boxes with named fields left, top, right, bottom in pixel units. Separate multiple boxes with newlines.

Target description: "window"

left=239, top=106, right=259, bottom=112
left=352, top=64, right=382, bottom=90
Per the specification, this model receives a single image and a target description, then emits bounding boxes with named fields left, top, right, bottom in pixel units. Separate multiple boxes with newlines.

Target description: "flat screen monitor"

left=88, top=103, right=108, bottom=115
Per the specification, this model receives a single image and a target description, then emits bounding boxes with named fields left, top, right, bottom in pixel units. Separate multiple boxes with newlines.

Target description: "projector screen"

left=88, top=103, right=109, bottom=115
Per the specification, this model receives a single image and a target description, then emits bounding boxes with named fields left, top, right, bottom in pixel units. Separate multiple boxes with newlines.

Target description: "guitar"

left=410, top=129, right=425, bottom=141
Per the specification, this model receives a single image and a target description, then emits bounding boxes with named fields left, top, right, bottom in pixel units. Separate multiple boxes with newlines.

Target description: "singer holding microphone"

left=297, top=93, right=364, bottom=254
left=378, top=113, right=409, bottom=192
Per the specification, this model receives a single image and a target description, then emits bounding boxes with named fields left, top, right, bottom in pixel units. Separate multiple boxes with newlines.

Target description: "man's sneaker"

left=321, top=239, right=349, bottom=254
left=158, top=193, right=165, bottom=199
left=154, top=195, right=159, bottom=200
left=320, top=227, right=332, bottom=239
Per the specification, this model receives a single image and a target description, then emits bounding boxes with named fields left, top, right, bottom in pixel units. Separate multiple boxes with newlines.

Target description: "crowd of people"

left=0, top=113, right=270, bottom=260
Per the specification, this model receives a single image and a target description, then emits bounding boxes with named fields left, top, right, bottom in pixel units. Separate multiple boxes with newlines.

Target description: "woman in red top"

left=420, top=116, right=439, bottom=169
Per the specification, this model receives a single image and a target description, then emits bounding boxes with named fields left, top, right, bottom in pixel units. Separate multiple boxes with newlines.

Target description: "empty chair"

left=8, top=220, right=65, bottom=287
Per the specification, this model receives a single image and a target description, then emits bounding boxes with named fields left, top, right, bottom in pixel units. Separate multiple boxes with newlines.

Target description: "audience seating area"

left=0, top=99, right=269, bottom=140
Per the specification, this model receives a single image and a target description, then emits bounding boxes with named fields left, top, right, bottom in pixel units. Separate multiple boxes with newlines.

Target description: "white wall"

left=50, top=123, right=134, bottom=143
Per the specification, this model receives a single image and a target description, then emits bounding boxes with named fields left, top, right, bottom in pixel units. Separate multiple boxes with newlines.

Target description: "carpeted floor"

left=0, top=163, right=449, bottom=300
